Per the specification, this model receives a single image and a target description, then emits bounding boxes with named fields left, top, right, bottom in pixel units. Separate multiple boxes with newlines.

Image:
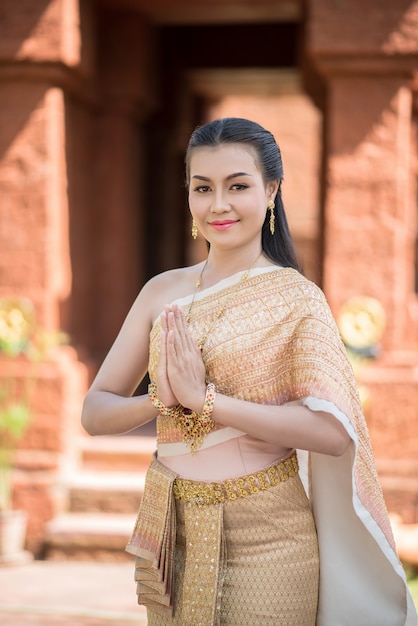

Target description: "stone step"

left=44, top=512, right=137, bottom=562
left=69, top=471, right=144, bottom=514
left=79, top=435, right=155, bottom=472
left=42, top=436, right=155, bottom=561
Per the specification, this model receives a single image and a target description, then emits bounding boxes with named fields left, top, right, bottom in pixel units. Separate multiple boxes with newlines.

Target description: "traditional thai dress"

left=126, top=266, right=416, bottom=626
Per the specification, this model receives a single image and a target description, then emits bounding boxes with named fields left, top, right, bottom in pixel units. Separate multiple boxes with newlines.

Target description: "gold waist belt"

left=173, top=450, right=298, bottom=506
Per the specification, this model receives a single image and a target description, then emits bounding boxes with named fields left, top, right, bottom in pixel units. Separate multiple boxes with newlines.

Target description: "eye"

left=193, top=185, right=211, bottom=193
left=231, top=183, right=249, bottom=191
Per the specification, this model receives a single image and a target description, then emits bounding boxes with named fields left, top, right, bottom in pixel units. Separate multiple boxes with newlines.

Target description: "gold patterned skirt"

left=126, top=452, right=319, bottom=626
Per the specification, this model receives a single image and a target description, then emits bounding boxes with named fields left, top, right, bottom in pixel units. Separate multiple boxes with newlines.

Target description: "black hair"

left=185, top=117, right=301, bottom=272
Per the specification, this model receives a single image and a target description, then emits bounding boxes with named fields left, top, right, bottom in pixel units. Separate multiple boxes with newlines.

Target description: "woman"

left=82, top=118, right=416, bottom=625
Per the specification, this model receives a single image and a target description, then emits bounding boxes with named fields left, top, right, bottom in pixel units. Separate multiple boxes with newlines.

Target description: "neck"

left=186, top=244, right=264, bottom=324
left=204, top=246, right=264, bottom=282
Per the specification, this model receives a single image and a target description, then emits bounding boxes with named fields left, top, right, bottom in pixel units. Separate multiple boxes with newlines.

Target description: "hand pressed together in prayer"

left=157, top=304, right=207, bottom=412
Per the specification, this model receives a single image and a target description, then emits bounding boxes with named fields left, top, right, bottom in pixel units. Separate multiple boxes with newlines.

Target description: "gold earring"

left=267, top=200, right=275, bottom=235
left=191, top=219, right=198, bottom=240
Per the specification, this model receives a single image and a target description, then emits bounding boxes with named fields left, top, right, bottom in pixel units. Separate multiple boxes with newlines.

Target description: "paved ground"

left=0, top=560, right=148, bottom=625
left=1, top=557, right=416, bottom=625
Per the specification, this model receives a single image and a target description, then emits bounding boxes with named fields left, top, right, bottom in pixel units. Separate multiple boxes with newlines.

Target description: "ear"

left=266, top=180, right=280, bottom=201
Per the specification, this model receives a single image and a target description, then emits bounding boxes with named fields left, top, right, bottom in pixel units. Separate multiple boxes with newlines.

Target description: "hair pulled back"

left=185, top=117, right=301, bottom=272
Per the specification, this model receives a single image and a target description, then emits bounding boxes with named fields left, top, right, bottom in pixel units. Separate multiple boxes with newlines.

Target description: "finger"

left=174, top=305, right=187, bottom=330
left=173, top=304, right=196, bottom=353
left=168, top=307, right=187, bottom=354
left=160, top=309, right=168, bottom=332
left=166, top=309, right=176, bottom=337
left=166, top=328, right=179, bottom=364
left=175, top=306, right=190, bottom=353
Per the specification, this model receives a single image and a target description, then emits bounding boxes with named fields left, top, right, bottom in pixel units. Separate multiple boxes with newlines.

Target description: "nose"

left=211, top=189, right=230, bottom=213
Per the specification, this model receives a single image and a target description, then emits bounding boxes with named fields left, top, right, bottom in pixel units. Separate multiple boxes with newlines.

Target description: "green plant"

left=0, top=402, right=30, bottom=512
left=0, top=297, right=65, bottom=512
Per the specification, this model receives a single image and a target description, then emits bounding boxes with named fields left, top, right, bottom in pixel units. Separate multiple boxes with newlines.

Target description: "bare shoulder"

left=137, top=263, right=205, bottom=322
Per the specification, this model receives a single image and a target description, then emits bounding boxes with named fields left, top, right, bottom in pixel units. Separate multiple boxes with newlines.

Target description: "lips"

left=209, top=220, right=238, bottom=231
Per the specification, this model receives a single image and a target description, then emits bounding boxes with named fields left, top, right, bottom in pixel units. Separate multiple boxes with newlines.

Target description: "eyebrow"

left=191, top=172, right=253, bottom=181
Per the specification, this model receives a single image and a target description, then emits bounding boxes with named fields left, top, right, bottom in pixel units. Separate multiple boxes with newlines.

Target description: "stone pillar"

left=323, top=77, right=415, bottom=352
left=0, top=0, right=95, bottom=325
left=0, top=0, right=94, bottom=553
left=306, top=0, right=418, bottom=353
left=306, top=0, right=418, bottom=521
left=0, top=84, right=71, bottom=327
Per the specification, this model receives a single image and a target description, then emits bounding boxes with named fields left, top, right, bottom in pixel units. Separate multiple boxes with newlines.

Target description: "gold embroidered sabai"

left=149, top=268, right=394, bottom=550
left=155, top=256, right=260, bottom=453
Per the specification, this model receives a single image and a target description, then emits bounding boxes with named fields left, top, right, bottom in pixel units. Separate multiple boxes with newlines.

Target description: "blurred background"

left=0, top=0, right=417, bottom=620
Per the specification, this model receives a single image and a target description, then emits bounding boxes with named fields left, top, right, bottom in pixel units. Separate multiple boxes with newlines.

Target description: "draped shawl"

left=148, top=266, right=416, bottom=625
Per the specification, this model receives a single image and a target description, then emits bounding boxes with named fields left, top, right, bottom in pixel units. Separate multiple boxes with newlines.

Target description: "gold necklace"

left=185, top=259, right=208, bottom=324
left=185, top=253, right=262, bottom=349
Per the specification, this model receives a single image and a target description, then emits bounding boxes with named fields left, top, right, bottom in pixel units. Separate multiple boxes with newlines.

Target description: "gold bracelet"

left=201, top=382, right=216, bottom=420
left=148, top=382, right=181, bottom=418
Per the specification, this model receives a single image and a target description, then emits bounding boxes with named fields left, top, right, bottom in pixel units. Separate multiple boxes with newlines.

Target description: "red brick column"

left=322, top=76, right=416, bottom=352
left=0, top=0, right=93, bottom=553
left=0, top=84, right=71, bottom=327
left=306, top=0, right=418, bottom=352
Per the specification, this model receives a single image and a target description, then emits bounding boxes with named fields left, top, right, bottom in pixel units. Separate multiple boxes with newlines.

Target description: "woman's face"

left=188, top=143, right=278, bottom=252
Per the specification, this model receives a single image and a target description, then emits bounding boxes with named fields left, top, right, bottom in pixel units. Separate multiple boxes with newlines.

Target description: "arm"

left=81, top=391, right=156, bottom=437
left=163, top=304, right=351, bottom=457
left=81, top=279, right=159, bottom=436
left=207, top=396, right=350, bottom=457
